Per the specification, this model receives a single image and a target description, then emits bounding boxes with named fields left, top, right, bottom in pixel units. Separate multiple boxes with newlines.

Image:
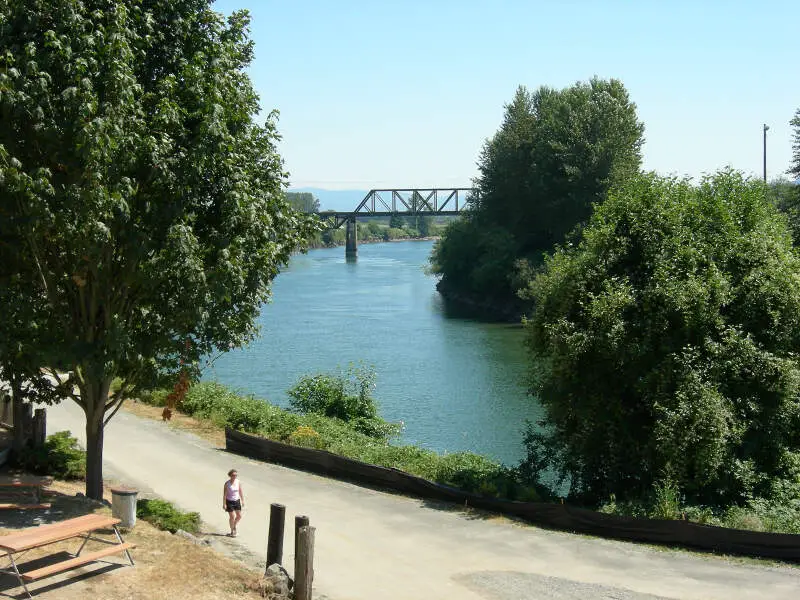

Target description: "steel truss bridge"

left=319, top=188, right=474, bottom=230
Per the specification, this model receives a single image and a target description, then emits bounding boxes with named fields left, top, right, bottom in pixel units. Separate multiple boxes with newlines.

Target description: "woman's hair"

left=228, top=469, right=237, bottom=477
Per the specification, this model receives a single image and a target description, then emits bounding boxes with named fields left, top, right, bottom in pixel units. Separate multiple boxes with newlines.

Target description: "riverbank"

left=435, top=278, right=527, bottom=323
left=138, top=381, right=546, bottom=502
left=136, top=381, right=800, bottom=537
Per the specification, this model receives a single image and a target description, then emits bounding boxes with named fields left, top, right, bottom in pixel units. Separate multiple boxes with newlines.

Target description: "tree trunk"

left=10, top=371, right=26, bottom=454
left=85, top=407, right=105, bottom=499
left=82, top=378, right=110, bottom=500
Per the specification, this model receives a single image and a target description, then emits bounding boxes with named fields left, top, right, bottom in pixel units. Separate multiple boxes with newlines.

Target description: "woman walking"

left=223, top=469, right=245, bottom=537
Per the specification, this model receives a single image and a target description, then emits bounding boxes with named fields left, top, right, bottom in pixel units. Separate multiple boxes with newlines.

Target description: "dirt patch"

left=122, top=401, right=225, bottom=447
left=0, top=479, right=268, bottom=600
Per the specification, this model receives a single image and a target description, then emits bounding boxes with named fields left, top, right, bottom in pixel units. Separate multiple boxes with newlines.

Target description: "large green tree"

left=524, top=170, right=800, bottom=506
left=0, top=1, right=317, bottom=498
left=431, top=79, right=644, bottom=314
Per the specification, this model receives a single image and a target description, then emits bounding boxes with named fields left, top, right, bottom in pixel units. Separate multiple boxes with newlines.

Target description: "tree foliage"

left=389, top=212, right=405, bottom=229
left=769, top=177, right=800, bottom=244
left=790, top=108, right=800, bottom=180
left=431, top=79, right=644, bottom=312
left=285, top=191, right=320, bottom=213
left=0, top=0, right=318, bottom=498
left=524, top=170, right=800, bottom=507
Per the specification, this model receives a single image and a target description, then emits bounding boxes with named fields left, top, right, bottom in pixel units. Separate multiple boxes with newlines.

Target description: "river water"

left=205, top=240, right=542, bottom=465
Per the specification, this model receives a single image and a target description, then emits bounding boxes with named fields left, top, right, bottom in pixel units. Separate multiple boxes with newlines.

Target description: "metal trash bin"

left=110, top=486, right=138, bottom=528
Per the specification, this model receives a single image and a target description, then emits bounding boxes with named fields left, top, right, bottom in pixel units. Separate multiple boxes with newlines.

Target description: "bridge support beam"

left=345, top=217, right=357, bottom=259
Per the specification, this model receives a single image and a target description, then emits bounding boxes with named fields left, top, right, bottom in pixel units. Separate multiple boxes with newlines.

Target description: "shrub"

left=138, top=388, right=169, bottom=407
left=136, top=498, right=201, bottom=533
left=650, top=479, right=681, bottom=520
left=15, top=431, right=86, bottom=479
left=383, top=227, right=407, bottom=241
left=287, top=365, right=401, bottom=441
left=288, top=425, right=325, bottom=449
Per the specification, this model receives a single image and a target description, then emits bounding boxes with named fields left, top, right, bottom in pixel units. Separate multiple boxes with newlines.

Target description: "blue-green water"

left=205, top=240, right=542, bottom=465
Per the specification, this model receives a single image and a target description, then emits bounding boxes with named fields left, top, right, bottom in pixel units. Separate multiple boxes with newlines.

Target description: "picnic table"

left=0, top=513, right=135, bottom=599
left=0, top=475, right=53, bottom=510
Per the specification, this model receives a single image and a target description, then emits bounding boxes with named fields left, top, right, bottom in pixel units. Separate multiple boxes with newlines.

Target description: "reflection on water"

left=205, top=240, right=542, bottom=464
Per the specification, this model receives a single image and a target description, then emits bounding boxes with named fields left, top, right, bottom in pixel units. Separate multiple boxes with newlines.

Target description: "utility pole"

left=763, top=124, right=769, bottom=182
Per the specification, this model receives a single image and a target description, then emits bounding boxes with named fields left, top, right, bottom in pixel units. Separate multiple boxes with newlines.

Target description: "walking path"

left=47, top=401, right=800, bottom=600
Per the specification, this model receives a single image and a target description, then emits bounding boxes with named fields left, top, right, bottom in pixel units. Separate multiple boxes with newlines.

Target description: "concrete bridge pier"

left=345, top=217, right=357, bottom=259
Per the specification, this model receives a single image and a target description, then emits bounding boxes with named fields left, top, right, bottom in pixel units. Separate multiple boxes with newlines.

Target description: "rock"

left=266, top=563, right=294, bottom=589
left=174, top=529, right=210, bottom=546
left=261, top=563, right=292, bottom=599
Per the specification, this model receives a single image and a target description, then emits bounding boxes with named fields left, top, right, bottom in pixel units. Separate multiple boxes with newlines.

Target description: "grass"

left=138, top=381, right=547, bottom=502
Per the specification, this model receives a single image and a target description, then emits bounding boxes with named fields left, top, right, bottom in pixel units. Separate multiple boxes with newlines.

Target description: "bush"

left=383, top=227, right=407, bottom=241
left=15, top=431, right=86, bottom=479
left=138, top=388, right=169, bottom=407
left=136, top=498, right=201, bottom=533
left=287, top=365, right=401, bottom=441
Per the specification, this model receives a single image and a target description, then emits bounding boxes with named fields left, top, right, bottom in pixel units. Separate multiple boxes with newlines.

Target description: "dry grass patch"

left=0, top=480, right=266, bottom=600
left=123, top=400, right=225, bottom=447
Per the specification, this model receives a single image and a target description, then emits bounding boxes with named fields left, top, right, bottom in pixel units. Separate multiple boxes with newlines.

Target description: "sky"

left=213, top=0, right=799, bottom=191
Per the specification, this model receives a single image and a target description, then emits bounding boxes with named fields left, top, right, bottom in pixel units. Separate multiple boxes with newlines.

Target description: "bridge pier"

left=345, top=217, right=357, bottom=259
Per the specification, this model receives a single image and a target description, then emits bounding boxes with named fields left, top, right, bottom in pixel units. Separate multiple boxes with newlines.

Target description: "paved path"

left=48, top=401, right=800, bottom=600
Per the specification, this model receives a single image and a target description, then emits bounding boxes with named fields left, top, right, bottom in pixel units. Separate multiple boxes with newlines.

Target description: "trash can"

left=110, top=486, right=138, bottom=528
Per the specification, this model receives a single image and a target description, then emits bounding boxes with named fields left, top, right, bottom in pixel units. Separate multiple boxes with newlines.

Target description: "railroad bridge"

left=319, top=187, right=474, bottom=257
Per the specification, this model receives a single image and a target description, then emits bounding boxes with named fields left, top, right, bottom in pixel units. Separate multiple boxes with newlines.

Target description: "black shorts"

left=225, top=499, right=241, bottom=512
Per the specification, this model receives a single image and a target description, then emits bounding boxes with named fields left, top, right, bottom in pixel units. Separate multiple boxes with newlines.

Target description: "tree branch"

left=103, top=396, right=125, bottom=426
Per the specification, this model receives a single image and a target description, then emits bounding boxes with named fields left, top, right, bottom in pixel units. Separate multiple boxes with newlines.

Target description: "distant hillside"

left=289, top=187, right=368, bottom=212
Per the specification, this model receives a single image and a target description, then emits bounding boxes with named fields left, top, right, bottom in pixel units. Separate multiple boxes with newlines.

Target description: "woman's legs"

left=228, top=509, right=236, bottom=534
left=232, top=510, right=242, bottom=535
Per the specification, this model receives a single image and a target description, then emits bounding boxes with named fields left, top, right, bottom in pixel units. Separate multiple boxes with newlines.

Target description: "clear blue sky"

left=214, top=0, right=798, bottom=190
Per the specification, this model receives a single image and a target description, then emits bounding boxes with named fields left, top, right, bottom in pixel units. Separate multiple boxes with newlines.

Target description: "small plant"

left=650, top=478, right=681, bottom=520
left=288, top=425, right=326, bottom=449
left=15, top=431, right=86, bottom=479
left=136, top=498, right=201, bottom=533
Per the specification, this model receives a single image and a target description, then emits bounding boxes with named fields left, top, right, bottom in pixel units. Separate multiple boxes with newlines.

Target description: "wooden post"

left=32, top=409, right=46, bottom=448
left=294, top=526, right=315, bottom=600
left=266, top=503, right=286, bottom=568
left=294, top=515, right=309, bottom=562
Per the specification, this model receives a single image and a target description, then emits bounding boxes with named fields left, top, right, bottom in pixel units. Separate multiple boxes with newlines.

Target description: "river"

left=205, top=240, right=543, bottom=465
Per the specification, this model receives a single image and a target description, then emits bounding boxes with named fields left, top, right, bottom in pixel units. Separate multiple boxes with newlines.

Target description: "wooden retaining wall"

left=226, top=427, right=800, bottom=561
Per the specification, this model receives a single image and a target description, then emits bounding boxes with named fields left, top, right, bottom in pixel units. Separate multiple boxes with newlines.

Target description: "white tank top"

left=225, top=479, right=240, bottom=501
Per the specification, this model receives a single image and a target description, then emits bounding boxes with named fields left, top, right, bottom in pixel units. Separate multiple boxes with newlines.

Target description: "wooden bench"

left=0, top=476, right=53, bottom=510
left=0, top=513, right=135, bottom=598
